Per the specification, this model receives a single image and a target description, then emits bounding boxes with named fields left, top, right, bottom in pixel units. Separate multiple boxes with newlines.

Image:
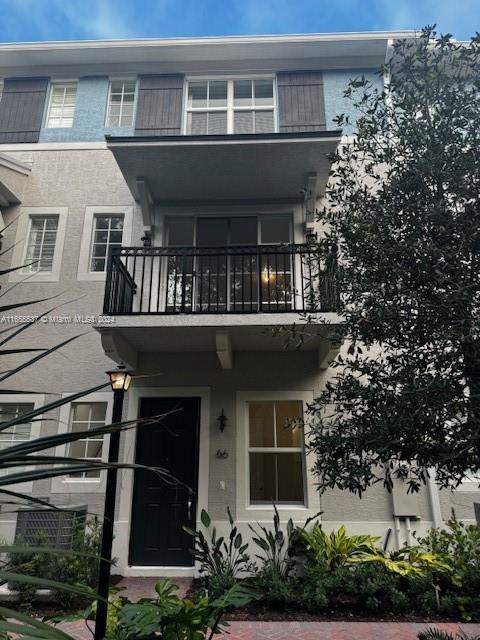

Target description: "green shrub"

left=249, top=505, right=312, bottom=607
left=184, top=508, right=254, bottom=599
left=52, top=578, right=259, bottom=640
left=295, top=562, right=412, bottom=614
left=300, top=523, right=381, bottom=571
left=254, top=564, right=296, bottom=608
left=50, top=517, right=102, bottom=607
left=416, top=518, right=480, bottom=621
left=249, top=505, right=296, bottom=579
left=7, top=531, right=50, bottom=610
left=294, top=564, right=329, bottom=612
left=6, top=518, right=102, bottom=610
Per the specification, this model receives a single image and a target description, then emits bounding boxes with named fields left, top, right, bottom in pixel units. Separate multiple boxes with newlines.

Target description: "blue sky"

left=0, top=0, right=477, bottom=42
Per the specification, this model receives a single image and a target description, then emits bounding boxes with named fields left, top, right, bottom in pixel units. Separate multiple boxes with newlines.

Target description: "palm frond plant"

left=418, top=629, right=480, bottom=640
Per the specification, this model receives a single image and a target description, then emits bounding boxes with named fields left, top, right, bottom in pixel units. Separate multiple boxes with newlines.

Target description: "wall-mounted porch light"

left=217, top=408, right=227, bottom=432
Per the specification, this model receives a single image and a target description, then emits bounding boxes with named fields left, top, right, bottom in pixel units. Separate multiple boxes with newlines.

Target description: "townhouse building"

left=0, top=32, right=478, bottom=576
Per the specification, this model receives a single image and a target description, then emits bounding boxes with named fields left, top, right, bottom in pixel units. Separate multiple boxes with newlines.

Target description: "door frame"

left=113, top=386, right=210, bottom=577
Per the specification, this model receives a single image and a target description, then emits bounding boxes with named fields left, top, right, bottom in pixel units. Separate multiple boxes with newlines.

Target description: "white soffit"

left=0, top=31, right=417, bottom=75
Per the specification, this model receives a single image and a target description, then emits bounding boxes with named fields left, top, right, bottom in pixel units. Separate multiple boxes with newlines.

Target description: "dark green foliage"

left=307, top=27, right=480, bottom=493
left=6, top=531, right=49, bottom=610
left=184, top=507, right=254, bottom=599
left=6, top=519, right=101, bottom=609
left=248, top=504, right=296, bottom=579
left=295, top=562, right=412, bottom=614
left=254, top=564, right=296, bottom=608
left=56, top=578, right=259, bottom=640
left=416, top=519, right=480, bottom=621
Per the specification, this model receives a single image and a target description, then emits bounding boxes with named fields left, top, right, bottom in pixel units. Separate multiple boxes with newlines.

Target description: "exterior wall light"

left=217, top=408, right=227, bottom=432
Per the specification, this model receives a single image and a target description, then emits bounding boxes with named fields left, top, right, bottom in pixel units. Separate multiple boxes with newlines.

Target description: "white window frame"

left=77, top=205, right=133, bottom=281
left=105, top=78, right=138, bottom=128
left=44, top=81, right=78, bottom=129
left=51, top=392, right=113, bottom=494
left=248, top=399, right=305, bottom=506
left=23, top=215, right=59, bottom=274
left=0, top=394, right=45, bottom=494
left=183, top=75, right=277, bottom=135
left=236, top=390, right=319, bottom=522
left=9, top=207, right=68, bottom=283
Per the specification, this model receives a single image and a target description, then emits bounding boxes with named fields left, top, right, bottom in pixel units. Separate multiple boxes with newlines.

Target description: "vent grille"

left=15, top=507, right=87, bottom=549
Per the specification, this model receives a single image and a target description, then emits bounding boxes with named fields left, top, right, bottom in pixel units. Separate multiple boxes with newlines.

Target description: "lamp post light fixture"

left=94, top=364, right=134, bottom=640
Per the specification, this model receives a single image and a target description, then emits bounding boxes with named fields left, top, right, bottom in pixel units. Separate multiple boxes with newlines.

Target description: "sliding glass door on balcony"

left=165, top=216, right=293, bottom=313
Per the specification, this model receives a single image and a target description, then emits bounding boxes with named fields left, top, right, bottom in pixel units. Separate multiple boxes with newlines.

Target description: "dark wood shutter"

left=277, top=72, right=326, bottom=133
left=134, top=75, right=184, bottom=136
left=0, top=77, right=49, bottom=143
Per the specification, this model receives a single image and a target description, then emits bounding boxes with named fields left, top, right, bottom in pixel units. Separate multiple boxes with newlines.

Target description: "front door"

left=129, top=397, right=200, bottom=566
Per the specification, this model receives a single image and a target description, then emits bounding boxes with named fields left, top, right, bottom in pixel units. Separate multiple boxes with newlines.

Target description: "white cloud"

left=0, top=0, right=139, bottom=41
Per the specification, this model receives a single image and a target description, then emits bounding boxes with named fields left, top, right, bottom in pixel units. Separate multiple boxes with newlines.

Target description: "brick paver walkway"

left=58, top=619, right=480, bottom=639
left=115, top=576, right=191, bottom=600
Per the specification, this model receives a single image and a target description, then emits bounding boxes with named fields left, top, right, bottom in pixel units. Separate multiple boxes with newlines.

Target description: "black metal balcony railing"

left=103, top=244, right=338, bottom=315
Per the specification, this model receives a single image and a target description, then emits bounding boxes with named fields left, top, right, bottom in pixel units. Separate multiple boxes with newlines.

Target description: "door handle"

left=187, top=496, right=193, bottom=521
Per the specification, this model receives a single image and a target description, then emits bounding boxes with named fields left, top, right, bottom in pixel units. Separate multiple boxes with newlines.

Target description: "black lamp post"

left=94, top=364, right=134, bottom=640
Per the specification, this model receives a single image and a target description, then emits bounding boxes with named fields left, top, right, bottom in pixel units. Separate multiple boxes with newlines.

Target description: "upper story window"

left=185, top=78, right=275, bottom=135
left=90, top=214, right=124, bottom=272
left=106, top=80, right=136, bottom=127
left=24, top=215, right=59, bottom=273
left=45, top=82, right=77, bottom=128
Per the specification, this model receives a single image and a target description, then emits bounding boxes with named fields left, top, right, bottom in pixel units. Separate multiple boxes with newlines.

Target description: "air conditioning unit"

left=15, top=506, right=87, bottom=549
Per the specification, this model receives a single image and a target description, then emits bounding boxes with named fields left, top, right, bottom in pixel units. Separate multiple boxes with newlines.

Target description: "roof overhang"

left=106, top=131, right=341, bottom=209
left=0, top=31, right=417, bottom=76
left=0, top=153, right=30, bottom=209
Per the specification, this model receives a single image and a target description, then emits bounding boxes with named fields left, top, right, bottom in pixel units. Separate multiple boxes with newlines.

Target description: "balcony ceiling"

left=107, top=131, right=341, bottom=204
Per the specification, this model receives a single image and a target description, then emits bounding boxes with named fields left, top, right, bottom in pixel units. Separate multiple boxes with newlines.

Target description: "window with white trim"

left=106, top=80, right=136, bottom=127
left=45, top=83, right=77, bottom=128
left=24, top=215, right=59, bottom=273
left=248, top=400, right=305, bottom=504
left=185, top=78, right=275, bottom=135
left=0, top=403, right=34, bottom=476
left=89, top=215, right=124, bottom=272
left=67, top=402, right=107, bottom=479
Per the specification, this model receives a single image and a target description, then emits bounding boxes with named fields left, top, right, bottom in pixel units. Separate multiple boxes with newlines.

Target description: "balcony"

left=103, top=244, right=338, bottom=316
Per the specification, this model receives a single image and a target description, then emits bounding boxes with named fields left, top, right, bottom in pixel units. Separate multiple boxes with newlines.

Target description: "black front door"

left=129, top=397, right=200, bottom=566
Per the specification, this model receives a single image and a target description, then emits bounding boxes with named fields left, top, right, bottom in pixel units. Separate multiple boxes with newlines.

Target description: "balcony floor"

left=95, top=312, right=342, bottom=370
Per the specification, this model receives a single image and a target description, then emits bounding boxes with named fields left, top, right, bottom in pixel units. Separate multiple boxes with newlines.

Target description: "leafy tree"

left=308, top=27, right=480, bottom=494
